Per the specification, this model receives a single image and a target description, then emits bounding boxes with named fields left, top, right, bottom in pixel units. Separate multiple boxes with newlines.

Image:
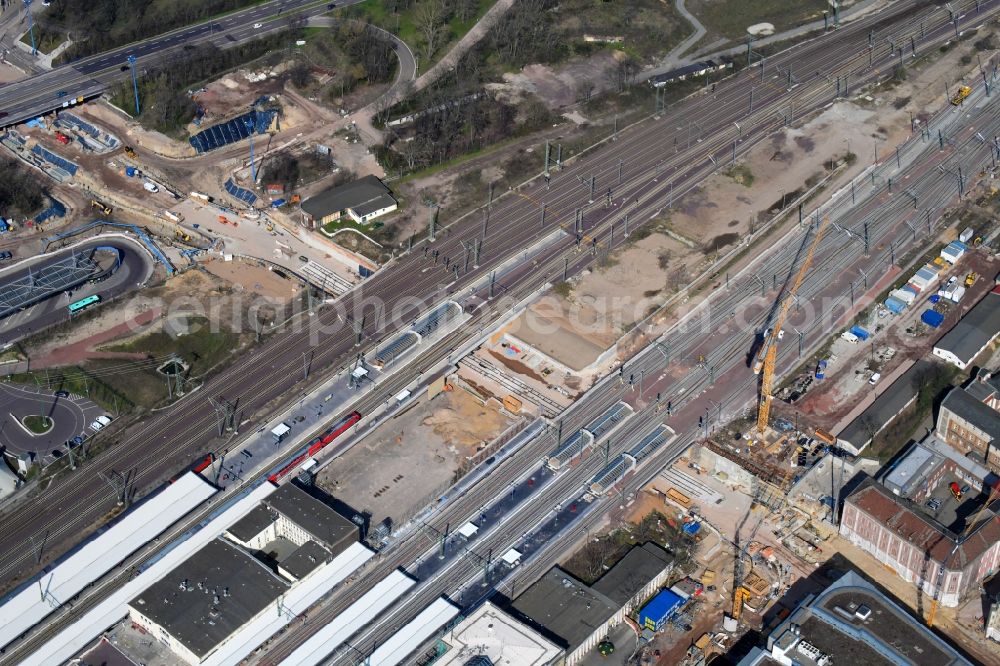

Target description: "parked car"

left=0, top=251, right=12, bottom=260
left=89, top=420, right=104, bottom=432
left=54, top=390, right=70, bottom=398
left=96, top=415, right=112, bottom=427
left=51, top=450, right=63, bottom=458
left=869, top=372, right=881, bottom=385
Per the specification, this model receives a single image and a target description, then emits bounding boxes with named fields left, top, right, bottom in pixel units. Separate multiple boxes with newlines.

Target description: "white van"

left=841, top=331, right=859, bottom=344
left=96, top=415, right=112, bottom=427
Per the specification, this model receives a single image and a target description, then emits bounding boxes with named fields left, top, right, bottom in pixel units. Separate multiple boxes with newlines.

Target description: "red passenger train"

left=267, top=411, right=362, bottom=484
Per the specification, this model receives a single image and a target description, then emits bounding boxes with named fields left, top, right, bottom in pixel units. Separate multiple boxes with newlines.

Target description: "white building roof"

left=436, top=601, right=562, bottom=666
left=367, top=597, right=460, bottom=666
left=501, top=548, right=522, bottom=565
left=271, top=423, right=291, bottom=438
left=278, top=569, right=416, bottom=666
left=351, top=366, right=369, bottom=379
left=457, top=522, right=478, bottom=538
left=0, top=463, right=18, bottom=499
left=0, top=472, right=216, bottom=651
left=21, top=481, right=277, bottom=666
left=201, top=542, right=374, bottom=666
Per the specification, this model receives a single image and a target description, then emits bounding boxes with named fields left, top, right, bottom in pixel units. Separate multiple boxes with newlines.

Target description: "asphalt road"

left=7, top=4, right=997, bottom=657
left=0, top=0, right=988, bottom=617
left=0, top=0, right=368, bottom=126
left=0, top=384, right=102, bottom=458
left=258, top=5, right=1000, bottom=662
left=286, top=56, right=1000, bottom=666
left=0, top=236, right=154, bottom=346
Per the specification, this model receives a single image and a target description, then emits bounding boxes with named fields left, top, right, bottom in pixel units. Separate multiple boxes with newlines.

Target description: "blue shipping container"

left=639, top=589, right=684, bottom=631
left=125, top=166, right=136, bottom=177
left=271, top=198, right=286, bottom=208
left=884, top=296, right=906, bottom=314
left=921, top=310, right=945, bottom=328
left=849, top=325, right=870, bottom=341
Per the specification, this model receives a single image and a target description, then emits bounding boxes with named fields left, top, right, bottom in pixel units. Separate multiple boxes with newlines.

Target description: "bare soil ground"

left=201, top=257, right=300, bottom=301
left=513, top=22, right=1000, bottom=375
left=314, top=387, right=512, bottom=526
left=0, top=60, right=26, bottom=84
left=504, top=52, right=621, bottom=110
left=785, top=238, right=1000, bottom=435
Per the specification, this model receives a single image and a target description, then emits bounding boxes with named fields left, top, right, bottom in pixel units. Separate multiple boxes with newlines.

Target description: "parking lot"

left=0, top=383, right=105, bottom=462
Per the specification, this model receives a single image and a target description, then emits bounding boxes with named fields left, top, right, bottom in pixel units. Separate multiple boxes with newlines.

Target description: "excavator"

left=755, top=215, right=832, bottom=434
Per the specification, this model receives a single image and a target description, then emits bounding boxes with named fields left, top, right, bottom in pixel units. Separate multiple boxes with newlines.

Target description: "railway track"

left=3, top=0, right=996, bottom=658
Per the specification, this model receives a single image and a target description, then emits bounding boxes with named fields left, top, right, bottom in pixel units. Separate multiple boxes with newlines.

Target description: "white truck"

left=143, top=181, right=159, bottom=193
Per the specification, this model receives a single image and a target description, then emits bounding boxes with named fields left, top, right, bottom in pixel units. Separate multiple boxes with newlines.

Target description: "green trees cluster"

left=40, top=0, right=261, bottom=60
left=110, top=34, right=295, bottom=134
left=0, top=158, right=46, bottom=218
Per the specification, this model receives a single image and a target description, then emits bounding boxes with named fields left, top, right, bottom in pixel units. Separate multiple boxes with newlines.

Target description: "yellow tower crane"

left=756, top=215, right=831, bottom=434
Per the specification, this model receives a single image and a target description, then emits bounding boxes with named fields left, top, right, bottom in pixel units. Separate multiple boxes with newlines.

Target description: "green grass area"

left=688, top=0, right=829, bottom=41
left=19, top=26, right=64, bottom=55
left=103, top=316, right=242, bottom=376
left=725, top=163, right=755, bottom=187
left=340, top=0, right=494, bottom=69
left=4, top=367, right=132, bottom=415
left=22, top=415, right=53, bottom=434
left=321, top=217, right=384, bottom=236
left=550, top=0, right=689, bottom=64
left=0, top=348, right=24, bottom=365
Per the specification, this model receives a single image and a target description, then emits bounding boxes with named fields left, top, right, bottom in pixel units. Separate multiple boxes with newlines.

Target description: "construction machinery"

left=730, top=508, right=765, bottom=623
left=927, top=481, right=1000, bottom=625
left=951, top=85, right=972, bottom=106
left=124, top=145, right=137, bottom=159
left=756, top=215, right=832, bottom=434
left=90, top=200, right=112, bottom=216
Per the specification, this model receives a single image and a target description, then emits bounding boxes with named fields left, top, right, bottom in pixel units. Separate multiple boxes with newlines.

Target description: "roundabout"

left=0, top=384, right=105, bottom=460
left=20, top=415, right=54, bottom=435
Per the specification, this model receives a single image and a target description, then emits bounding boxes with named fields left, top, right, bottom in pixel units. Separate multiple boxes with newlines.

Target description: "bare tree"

left=413, top=0, right=449, bottom=63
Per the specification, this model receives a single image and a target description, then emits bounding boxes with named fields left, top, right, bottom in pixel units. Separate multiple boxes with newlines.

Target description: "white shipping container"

left=960, top=227, right=974, bottom=243
left=891, top=288, right=916, bottom=305
left=143, top=181, right=159, bottom=193
left=950, top=285, right=967, bottom=303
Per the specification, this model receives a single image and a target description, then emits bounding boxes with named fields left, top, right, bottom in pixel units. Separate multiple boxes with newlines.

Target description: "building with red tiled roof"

left=840, top=475, right=1000, bottom=607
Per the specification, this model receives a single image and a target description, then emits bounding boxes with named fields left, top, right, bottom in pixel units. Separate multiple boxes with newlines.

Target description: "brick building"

left=936, top=378, right=1000, bottom=473
left=840, top=476, right=1000, bottom=607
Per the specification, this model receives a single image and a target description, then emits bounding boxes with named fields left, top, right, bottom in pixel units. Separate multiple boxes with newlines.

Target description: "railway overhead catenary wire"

left=262, top=77, right=1000, bottom=665
left=0, top=0, right=992, bottom=604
